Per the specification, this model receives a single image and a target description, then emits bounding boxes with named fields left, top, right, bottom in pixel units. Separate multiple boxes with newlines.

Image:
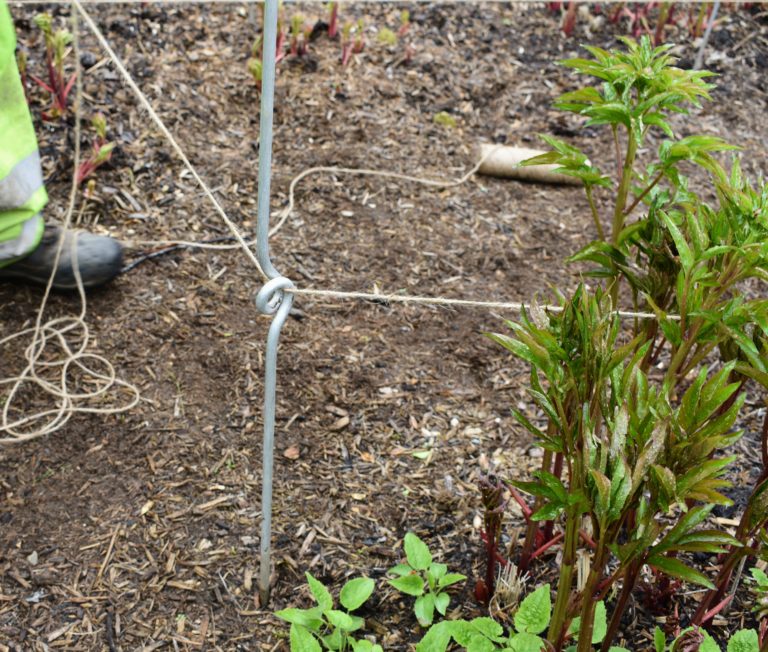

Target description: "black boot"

left=0, top=225, right=123, bottom=290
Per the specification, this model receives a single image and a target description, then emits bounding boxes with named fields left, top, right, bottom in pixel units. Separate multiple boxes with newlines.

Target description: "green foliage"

left=525, top=35, right=718, bottom=242
left=654, top=626, right=760, bottom=652
left=491, top=286, right=743, bottom=648
left=557, top=36, right=713, bottom=128
left=416, top=585, right=627, bottom=652
left=388, top=532, right=466, bottom=626
left=433, top=111, right=457, bottom=129
left=248, top=57, right=263, bottom=88
left=749, top=566, right=768, bottom=620
left=275, top=572, right=378, bottom=652
left=275, top=548, right=471, bottom=651
left=377, top=28, right=398, bottom=46
left=490, top=33, right=768, bottom=652
left=514, top=584, right=551, bottom=635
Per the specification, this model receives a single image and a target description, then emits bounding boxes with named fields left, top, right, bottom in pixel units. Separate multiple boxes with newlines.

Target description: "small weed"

left=340, top=19, right=365, bottom=66
left=398, top=9, right=410, bottom=38
left=275, top=572, right=379, bottom=652
left=376, top=10, right=414, bottom=62
left=417, top=584, right=626, bottom=652
left=432, top=112, right=456, bottom=129
left=353, top=19, right=365, bottom=54
left=377, top=28, right=397, bottom=47
left=387, top=532, right=466, bottom=627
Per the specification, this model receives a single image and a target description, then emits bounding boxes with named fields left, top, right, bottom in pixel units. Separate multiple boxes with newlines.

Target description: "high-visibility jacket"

left=0, top=0, right=45, bottom=265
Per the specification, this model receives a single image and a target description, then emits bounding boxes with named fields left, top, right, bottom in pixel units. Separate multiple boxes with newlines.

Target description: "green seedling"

left=377, top=28, right=397, bottom=47
left=432, top=112, right=456, bottom=129
left=378, top=11, right=413, bottom=60
left=275, top=572, right=379, bottom=652
left=387, top=532, right=466, bottom=627
left=340, top=18, right=365, bottom=66
left=248, top=57, right=263, bottom=89
left=248, top=38, right=263, bottom=91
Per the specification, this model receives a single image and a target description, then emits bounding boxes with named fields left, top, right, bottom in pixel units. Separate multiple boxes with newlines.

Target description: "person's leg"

left=0, top=0, right=123, bottom=290
left=0, top=0, right=46, bottom=265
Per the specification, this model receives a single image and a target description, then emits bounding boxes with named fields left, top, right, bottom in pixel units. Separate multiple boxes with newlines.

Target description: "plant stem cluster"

left=490, top=36, right=768, bottom=652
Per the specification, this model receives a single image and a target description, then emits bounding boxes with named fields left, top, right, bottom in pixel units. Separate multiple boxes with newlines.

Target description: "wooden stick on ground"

left=476, top=144, right=583, bottom=186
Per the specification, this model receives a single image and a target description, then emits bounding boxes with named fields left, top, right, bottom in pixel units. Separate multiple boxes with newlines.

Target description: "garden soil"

left=1, top=2, right=768, bottom=650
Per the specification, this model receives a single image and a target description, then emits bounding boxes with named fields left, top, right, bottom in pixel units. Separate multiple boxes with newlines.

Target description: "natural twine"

left=2, top=2, right=678, bottom=443
left=73, top=2, right=672, bottom=322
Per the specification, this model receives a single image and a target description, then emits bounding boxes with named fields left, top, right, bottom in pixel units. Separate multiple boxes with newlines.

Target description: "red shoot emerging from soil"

left=275, top=14, right=287, bottom=64
left=327, top=2, right=339, bottom=39
left=478, top=474, right=506, bottom=603
left=31, top=14, right=77, bottom=120
left=340, top=22, right=354, bottom=66
left=638, top=569, right=682, bottom=616
left=562, top=1, right=578, bottom=36
left=398, top=10, right=410, bottom=38
left=75, top=115, right=115, bottom=185
left=353, top=19, right=365, bottom=54
left=289, top=15, right=309, bottom=57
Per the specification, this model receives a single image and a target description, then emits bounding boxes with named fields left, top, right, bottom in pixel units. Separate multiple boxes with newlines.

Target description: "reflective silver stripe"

left=0, top=151, right=44, bottom=210
left=0, top=213, right=42, bottom=260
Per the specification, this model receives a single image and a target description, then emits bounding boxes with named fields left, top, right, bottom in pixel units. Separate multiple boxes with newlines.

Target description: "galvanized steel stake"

left=693, top=0, right=721, bottom=71
left=253, top=0, right=293, bottom=605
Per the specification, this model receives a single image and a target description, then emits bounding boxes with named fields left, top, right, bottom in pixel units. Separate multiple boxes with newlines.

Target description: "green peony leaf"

left=726, top=629, right=759, bottom=652
left=509, top=632, right=547, bottom=652
left=514, top=584, right=551, bottom=635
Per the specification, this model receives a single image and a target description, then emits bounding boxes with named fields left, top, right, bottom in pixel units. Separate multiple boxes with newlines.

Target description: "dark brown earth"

left=1, top=2, right=768, bottom=650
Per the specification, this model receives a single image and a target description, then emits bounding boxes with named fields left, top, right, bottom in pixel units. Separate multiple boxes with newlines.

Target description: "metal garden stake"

left=253, top=0, right=294, bottom=605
